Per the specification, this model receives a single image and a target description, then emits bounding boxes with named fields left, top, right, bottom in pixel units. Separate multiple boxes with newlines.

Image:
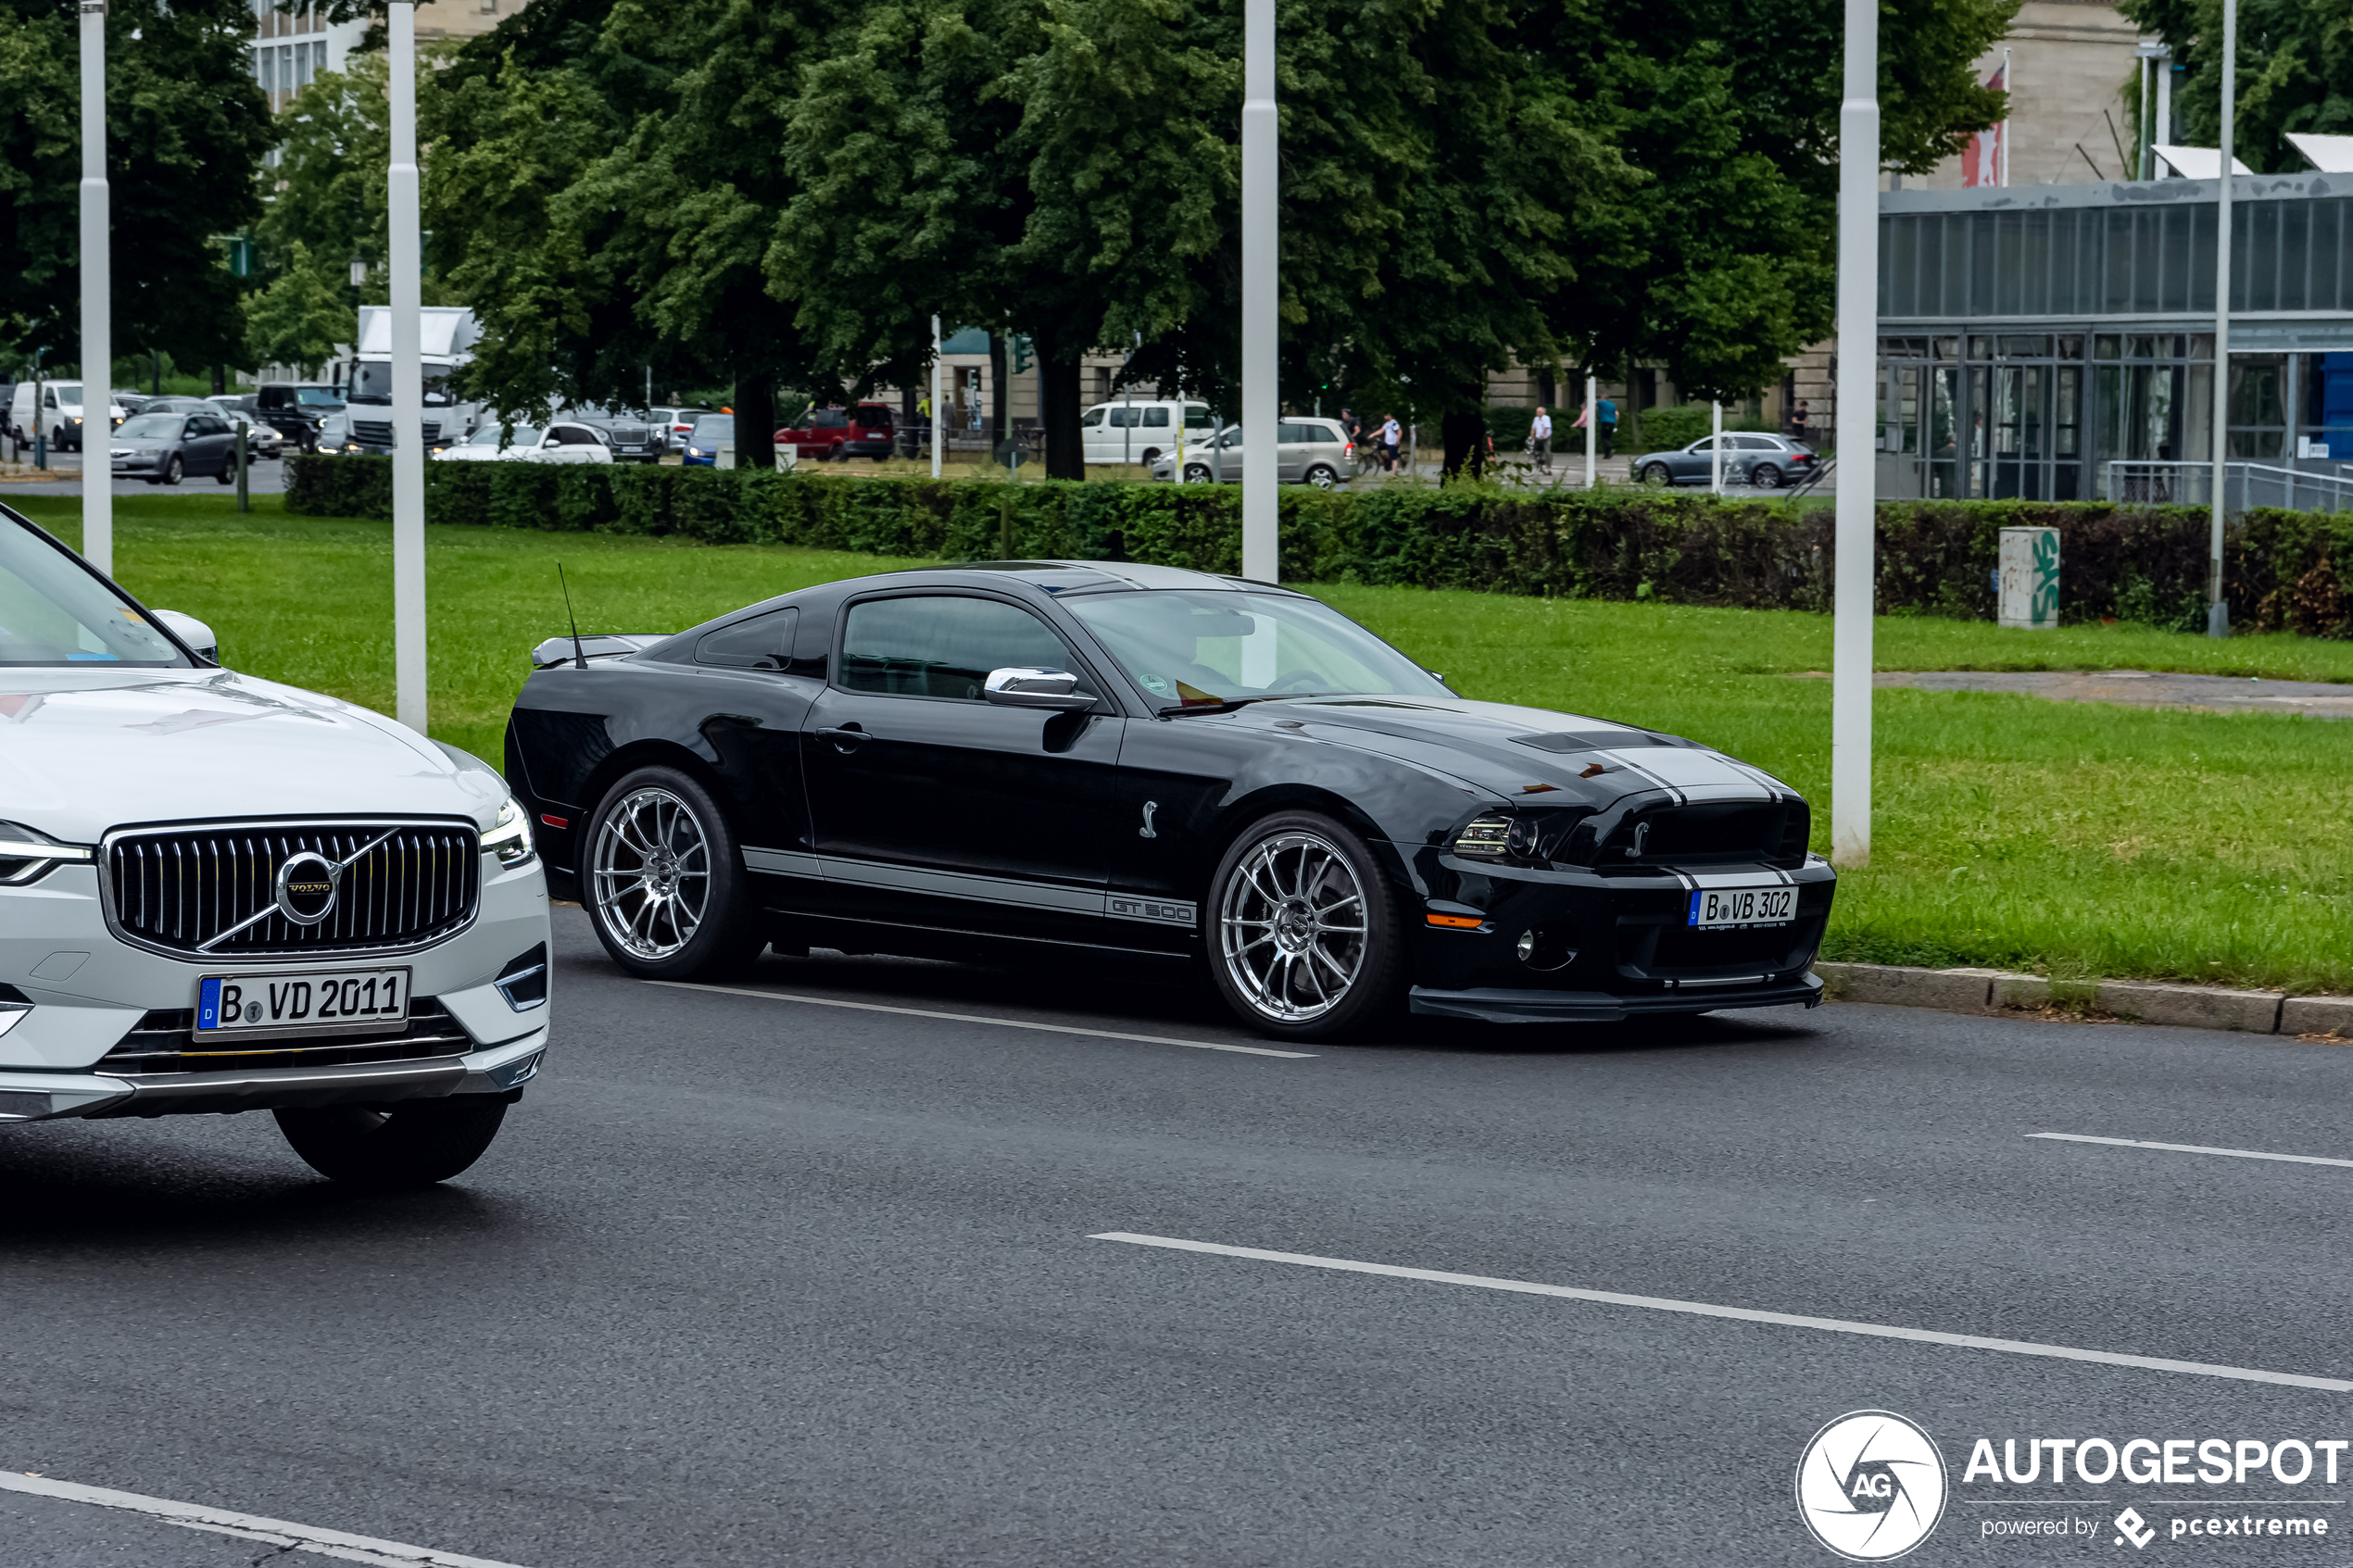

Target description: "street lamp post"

left=1239, top=0, right=1276, bottom=581
left=931, top=315, right=944, bottom=480
left=80, top=0, right=109, bottom=576
left=388, top=0, right=426, bottom=729
left=1831, top=0, right=1880, bottom=867
left=2207, top=0, right=2236, bottom=638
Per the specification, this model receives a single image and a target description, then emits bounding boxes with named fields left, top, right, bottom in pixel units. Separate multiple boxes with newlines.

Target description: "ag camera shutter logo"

left=1795, top=1410, right=1949, bottom=1561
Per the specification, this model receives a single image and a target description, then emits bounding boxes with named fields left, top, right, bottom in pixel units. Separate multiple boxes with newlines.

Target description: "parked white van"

left=1079, top=399, right=1215, bottom=467
left=9, top=382, right=126, bottom=451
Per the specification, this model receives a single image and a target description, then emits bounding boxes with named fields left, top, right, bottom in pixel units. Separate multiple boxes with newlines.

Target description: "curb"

left=1814, top=962, right=2353, bottom=1039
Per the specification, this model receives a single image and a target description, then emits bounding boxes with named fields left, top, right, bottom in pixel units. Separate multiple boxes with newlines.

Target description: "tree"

left=2120, top=0, right=2353, bottom=173
left=0, top=0, right=272, bottom=376
left=244, top=241, right=356, bottom=374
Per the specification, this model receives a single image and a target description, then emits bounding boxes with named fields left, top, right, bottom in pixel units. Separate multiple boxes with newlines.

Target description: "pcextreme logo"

left=1796, top=1410, right=1951, bottom=1562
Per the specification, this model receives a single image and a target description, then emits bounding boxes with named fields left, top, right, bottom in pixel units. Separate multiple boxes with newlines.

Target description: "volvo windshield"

left=0, top=517, right=191, bottom=667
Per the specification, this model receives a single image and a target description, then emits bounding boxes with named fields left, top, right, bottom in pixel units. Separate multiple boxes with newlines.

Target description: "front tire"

left=161, top=454, right=183, bottom=485
left=1642, top=462, right=1672, bottom=487
left=1206, top=810, right=1405, bottom=1041
left=275, top=1097, right=509, bottom=1189
left=1184, top=463, right=1212, bottom=484
left=584, top=765, right=764, bottom=979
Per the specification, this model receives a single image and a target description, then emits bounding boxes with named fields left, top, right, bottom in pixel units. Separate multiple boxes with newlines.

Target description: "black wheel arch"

left=1191, top=783, right=1421, bottom=910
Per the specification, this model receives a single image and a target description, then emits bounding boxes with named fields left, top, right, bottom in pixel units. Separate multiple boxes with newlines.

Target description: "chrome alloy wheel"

left=591, top=786, right=712, bottom=960
left=1219, top=830, right=1369, bottom=1022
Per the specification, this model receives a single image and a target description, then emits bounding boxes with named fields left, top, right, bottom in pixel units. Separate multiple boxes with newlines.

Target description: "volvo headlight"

left=0, top=822, right=94, bottom=884
left=481, top=796, right=536, bottom=867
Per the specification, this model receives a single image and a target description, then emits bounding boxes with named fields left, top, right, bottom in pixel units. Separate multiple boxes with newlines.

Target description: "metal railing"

left=2105, top=460, right=2353, bottom=513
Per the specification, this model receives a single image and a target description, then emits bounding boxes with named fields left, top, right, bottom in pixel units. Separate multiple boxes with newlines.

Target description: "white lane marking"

left=1089, top=1232, right=2353, bottom=1393
left=2030, top=1131, right=2353, bottom=1171
left=0, top=1472, right=533, bottom=1568
left=650, top=981, right=1315, bottom=1059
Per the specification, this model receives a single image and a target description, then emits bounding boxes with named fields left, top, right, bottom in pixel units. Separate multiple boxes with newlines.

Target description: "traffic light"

left=1010, top=334, right=1035, bottom=373
left=226, top=236, right=257, bottom=277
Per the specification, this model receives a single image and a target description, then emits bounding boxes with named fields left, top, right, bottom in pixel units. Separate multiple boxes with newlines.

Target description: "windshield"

left=0, top=518, right=191, bottom=667
left=690, top=415, right=734, bottom=443
left=116, top=414, right=183, bottom=441
left=468, top=425, right=543, bottom=446
left=1066, top=589, right=1446, bottom=707
left=346, top=363, right=453, bottom=406
left=50, top=384, right=83, bottom=406
left=294, top=388, right=344, bottom=408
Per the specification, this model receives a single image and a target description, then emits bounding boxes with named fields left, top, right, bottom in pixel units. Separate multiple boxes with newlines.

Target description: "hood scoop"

left=1511, top=730, right=1698, bottom=753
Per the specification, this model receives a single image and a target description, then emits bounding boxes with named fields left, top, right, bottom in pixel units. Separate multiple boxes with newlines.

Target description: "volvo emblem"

left=274, top=851, right=343, bottom=926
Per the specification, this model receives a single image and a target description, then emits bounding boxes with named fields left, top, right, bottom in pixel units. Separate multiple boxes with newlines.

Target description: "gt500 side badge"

left=1109, top=896, right=1195, bottom=927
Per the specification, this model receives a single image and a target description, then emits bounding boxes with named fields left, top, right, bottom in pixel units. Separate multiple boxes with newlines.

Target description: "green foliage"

left=283, top=456, right=2353, bottom=636
left=0, top=0, right=271, bottom=371
left=242, top=242, right=357, bottom=376
left=1626, top=403, right=1772, bottom=453
left=2122, top=0, right=2353, bottom=173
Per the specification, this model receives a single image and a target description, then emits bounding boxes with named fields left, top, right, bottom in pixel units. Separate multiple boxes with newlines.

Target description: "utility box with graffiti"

left=1997, top=526, right=2059, bottom=630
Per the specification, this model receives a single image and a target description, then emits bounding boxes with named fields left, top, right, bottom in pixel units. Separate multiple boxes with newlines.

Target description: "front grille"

left=108, top=821, right=479, bottom=957
left=1610, top=800, right=1801, bottom=865
left=606, top=424, right=650, bottom=443
left=1645, top=922, right=1815, bottom=972
left=101, top=998, right=472, bottom=1074
left=348, top=420, right=440, bottom=445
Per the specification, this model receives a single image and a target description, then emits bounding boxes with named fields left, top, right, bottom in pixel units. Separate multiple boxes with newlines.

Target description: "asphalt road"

left=0, top=447, right=291, bottom=497
left=5, top=907, right=2350, bottom=1567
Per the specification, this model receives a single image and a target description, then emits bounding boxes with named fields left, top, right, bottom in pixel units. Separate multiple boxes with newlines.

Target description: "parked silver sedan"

left=1150, top=419, right=1355, bottom=488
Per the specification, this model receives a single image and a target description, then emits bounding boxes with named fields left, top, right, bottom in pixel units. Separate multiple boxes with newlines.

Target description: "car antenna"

left=558, top=562, right=587, bottom=670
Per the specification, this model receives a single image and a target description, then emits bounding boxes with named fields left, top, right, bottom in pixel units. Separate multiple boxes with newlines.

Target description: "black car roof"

left=884, top=560, right=1308, bottom=597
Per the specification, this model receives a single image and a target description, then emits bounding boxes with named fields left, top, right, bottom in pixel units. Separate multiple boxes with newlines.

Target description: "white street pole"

left=1710, top=399, right=1723, bottom=494
left=80, top=0, right=109, bottom=576
left=1999, top=48, right=2011, bottom=188
left=2157, top=52, right=2172, bottom=148
left=2207, top=0, right=2235, bottom=638
left=2137, top=56, right=2151, bottom=180
left=1831, top=0, right=1880, bottom=868
left=1239, top=0, right=1277, bottom=581
left=1585, top=373, right=1597, bottom=490
left=930, top=315, right=943, bottom=479
left=388, top=0, right=426, bottom=730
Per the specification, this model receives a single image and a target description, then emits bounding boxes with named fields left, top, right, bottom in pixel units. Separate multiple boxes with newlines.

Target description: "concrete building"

left=249, top=0, right=525, bottom=109
left=1913, top=0, right=2149, bottom=190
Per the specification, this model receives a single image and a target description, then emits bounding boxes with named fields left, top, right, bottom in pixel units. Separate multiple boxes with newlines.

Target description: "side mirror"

left=983, top=667, right=1095, bottom=711
left=153, top=608, right=219, bottom=664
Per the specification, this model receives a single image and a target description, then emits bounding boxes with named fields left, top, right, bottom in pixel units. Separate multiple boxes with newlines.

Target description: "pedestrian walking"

left=1529, top=406, right=1553, bottom=474
left=1791, top=399, right=1809, bottom=444
left=1597, top=395, right=1617, bottom=458
left=1378, top=414, right=1402, bottom=473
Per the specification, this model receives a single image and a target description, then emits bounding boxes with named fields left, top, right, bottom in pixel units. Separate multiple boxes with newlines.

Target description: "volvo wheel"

left=275, top=1097, right=509, bottom=1189
left=1206, top=810, right=1404, bottom=1041
left=584, top=765, right=763, bottom=979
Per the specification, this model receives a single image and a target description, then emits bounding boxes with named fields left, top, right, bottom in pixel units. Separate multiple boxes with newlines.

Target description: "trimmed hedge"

left=283, top=454, right=2353, bottom=636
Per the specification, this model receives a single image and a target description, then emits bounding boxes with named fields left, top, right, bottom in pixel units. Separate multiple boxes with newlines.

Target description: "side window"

left=1081, top=408, right=1105, bottom=428
left=1107, top=408, right=1136, bottom=429
left=840, top=596, right=1075, bottom=701
left=696, top=607, right=799, bottom=670
left=1182, top=406, right=1214, bottom=429
left=1278, top=421, right=1319, bottom=443
left=812, top=408, right=848, bottom=429
left=1142, top=407, right=1170, bottom=428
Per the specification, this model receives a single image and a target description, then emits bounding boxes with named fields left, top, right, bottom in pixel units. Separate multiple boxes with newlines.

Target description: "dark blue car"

left=681, top=414, right=734, bottom=467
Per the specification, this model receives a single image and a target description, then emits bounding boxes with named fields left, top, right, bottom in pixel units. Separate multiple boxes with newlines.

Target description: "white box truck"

left=338, top=306, right=484, bottom=456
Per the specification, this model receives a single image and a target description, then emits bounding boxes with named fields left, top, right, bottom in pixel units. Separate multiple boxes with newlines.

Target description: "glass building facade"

left=1874, top=176, right=2353, bottom=500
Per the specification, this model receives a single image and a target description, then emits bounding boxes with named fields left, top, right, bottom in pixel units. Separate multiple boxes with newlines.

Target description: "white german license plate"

left=195, top=968, right=411, bottom=1037
left=1687, top=886, right=1797, bottom=929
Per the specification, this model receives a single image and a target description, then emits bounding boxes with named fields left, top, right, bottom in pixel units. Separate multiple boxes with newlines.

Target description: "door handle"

left=816, top=725, right=866, bottom=752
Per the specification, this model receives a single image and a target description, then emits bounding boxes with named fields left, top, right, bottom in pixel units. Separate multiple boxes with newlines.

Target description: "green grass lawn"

left=22, top=493, right=2353, bottom=994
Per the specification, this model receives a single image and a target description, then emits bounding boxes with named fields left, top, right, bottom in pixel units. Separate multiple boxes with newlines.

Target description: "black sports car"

left=503, top=561, right=1835, bottom=1041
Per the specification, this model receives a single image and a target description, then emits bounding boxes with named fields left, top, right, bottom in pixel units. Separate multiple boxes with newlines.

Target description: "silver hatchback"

left=1151, top=419, right=1354, bottom=488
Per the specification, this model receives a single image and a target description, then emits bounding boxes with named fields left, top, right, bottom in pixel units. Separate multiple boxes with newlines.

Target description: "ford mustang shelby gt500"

left=0, top=507, right=550, bottom=1184
left=506, top=561, right=1833, bottom=1042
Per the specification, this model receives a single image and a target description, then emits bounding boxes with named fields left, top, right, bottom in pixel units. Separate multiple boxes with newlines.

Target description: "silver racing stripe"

left=741, top=847, right=1198, bottom=927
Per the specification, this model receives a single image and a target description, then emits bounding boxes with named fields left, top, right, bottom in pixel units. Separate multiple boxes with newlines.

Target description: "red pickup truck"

left=774, top=402, right=896, bottom=462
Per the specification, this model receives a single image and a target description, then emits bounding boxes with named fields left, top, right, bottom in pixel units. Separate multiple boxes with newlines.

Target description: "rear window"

left=858, top=406, right=893, bottom=429
left=690, top=415, right=734, bottom=442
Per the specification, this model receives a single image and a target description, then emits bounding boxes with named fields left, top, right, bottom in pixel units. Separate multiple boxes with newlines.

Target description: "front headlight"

left=0, top=822, right=94, bottom=884
left=481, top=796, right=536, bottom=867
left=1453, top=813, right=1547, bottom=861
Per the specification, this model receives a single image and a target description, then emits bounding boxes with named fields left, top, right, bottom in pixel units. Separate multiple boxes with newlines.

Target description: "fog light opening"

left=1516, top=926, right=1578, bottom=972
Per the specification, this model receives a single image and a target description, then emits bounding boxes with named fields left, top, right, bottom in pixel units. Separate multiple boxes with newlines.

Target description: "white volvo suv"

left=0, top=508, right=550, bottom=1186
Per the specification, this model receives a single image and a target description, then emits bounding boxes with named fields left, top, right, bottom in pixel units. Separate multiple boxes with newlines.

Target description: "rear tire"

left=1750, top=463, right=1782, bottom=490
left=583, top=764, right=765, bottom=980
left=1304, top=464, right=1339, bottom=489
left=275, top=1097, right=509, bottom=1189
left=1205, top=809, right=1406, bottom=1042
